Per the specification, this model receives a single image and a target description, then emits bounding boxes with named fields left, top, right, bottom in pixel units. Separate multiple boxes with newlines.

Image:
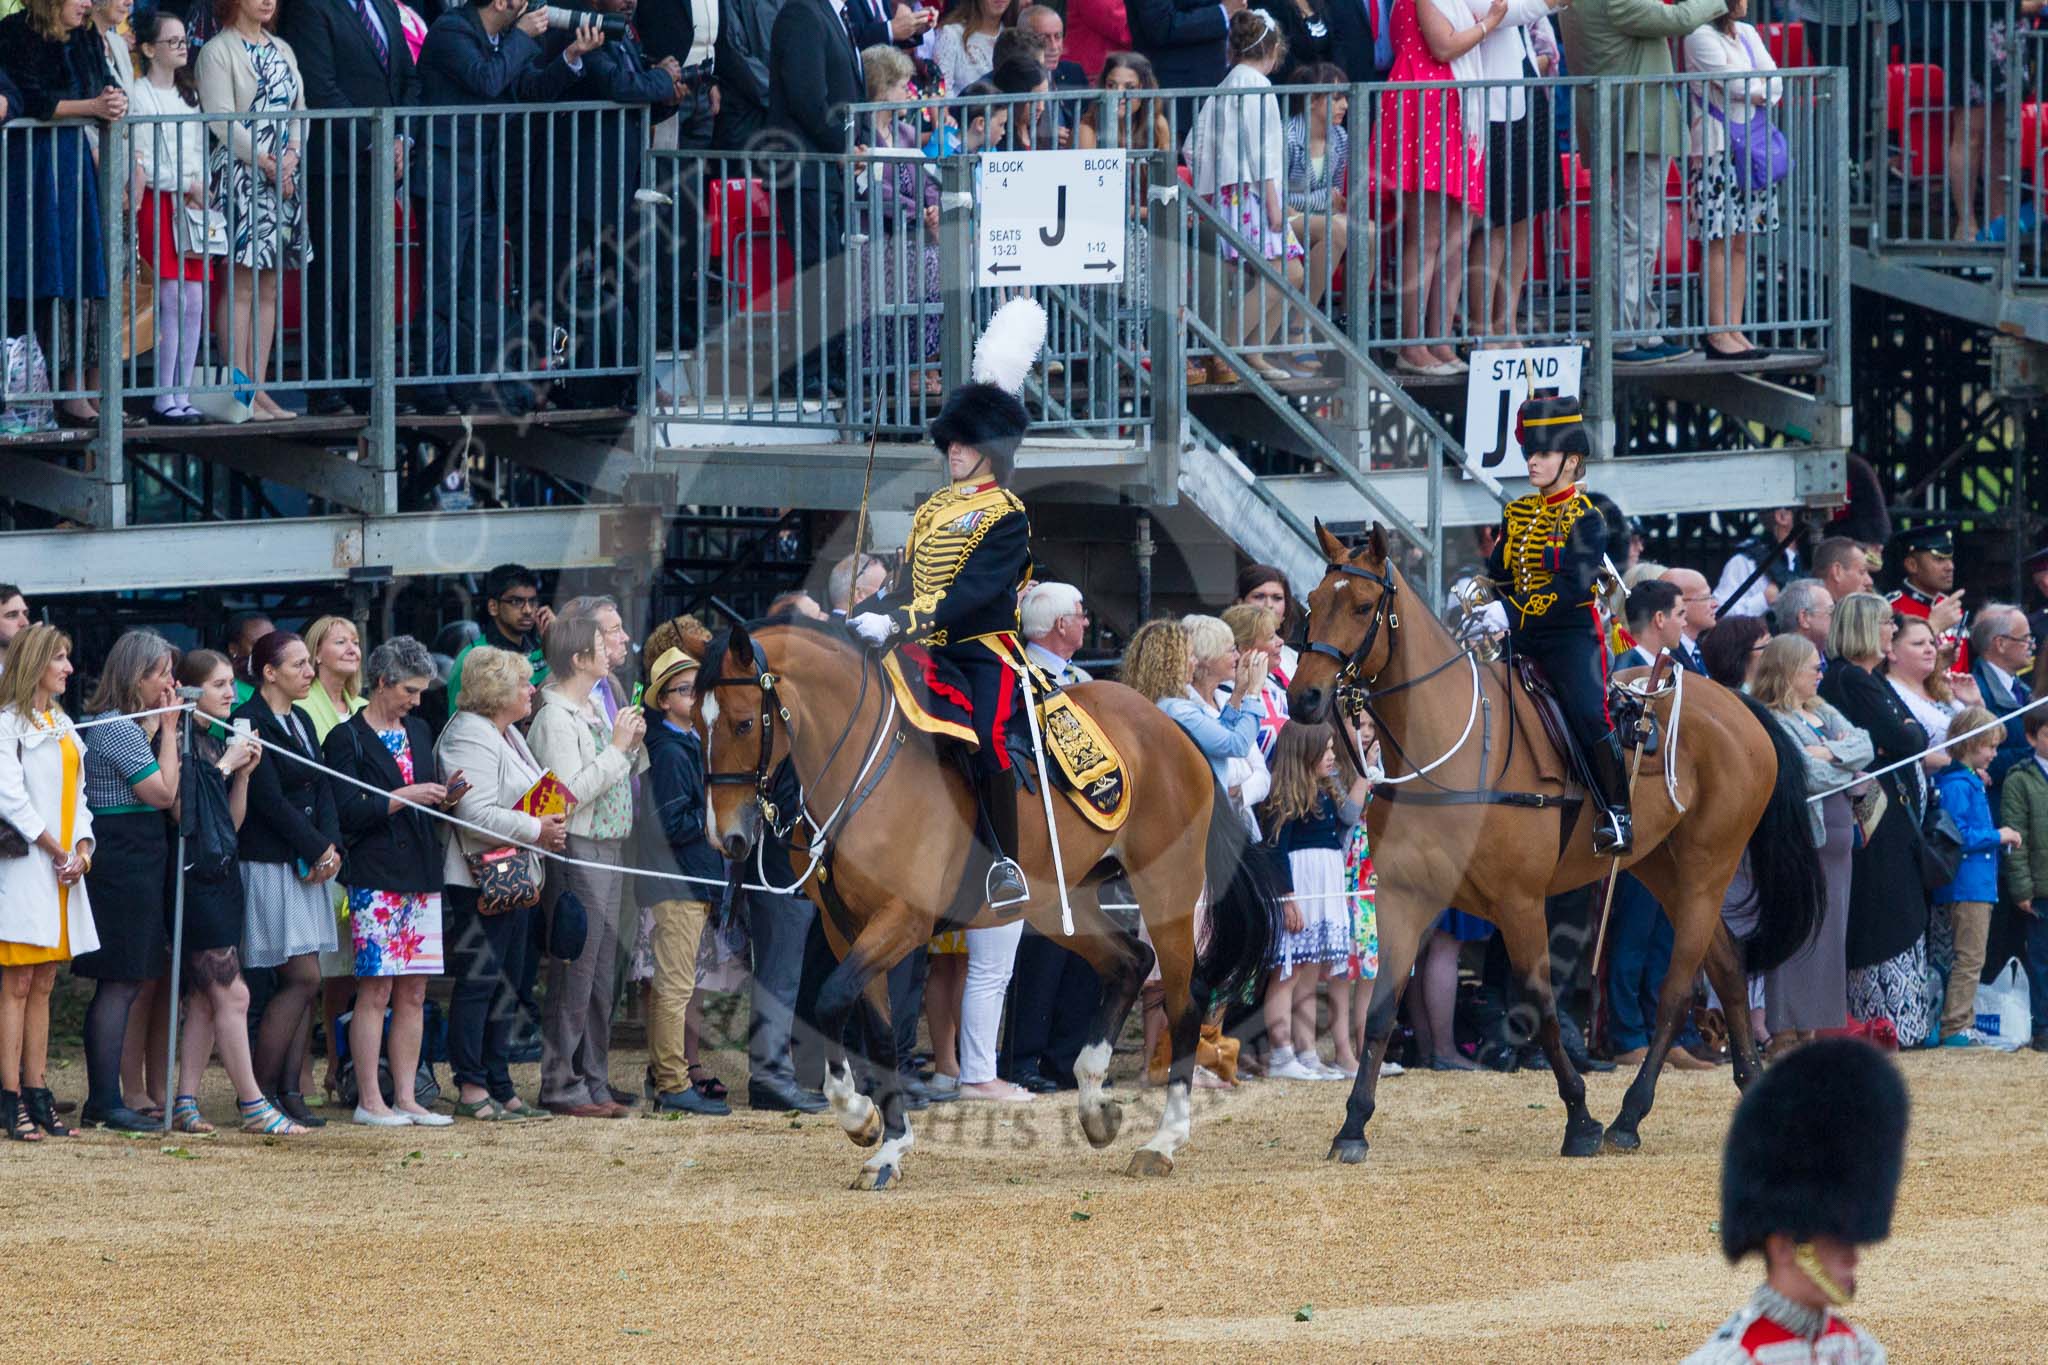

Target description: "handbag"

left=1913, top=790, right=1966, bottom=894
left=180, top=752, right=240, bottom=881
left=0, top=740, right=29, bottom=859
left=173, top=201, right=230, bottom=258
left=466, top=844, right=542, bottom=915
left=1701, top=32, right=1791, bottom=191
left=548, top=887, right=589, bottom=961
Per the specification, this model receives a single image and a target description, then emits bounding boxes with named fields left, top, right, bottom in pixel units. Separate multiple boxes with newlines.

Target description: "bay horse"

left=1288, top=524, right=1824, bottom=1161
left=677, top=616, right=1277, bottom=1188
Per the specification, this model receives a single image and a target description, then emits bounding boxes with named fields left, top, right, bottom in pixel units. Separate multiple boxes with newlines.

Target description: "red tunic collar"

left=1541, top=483, right=1581, bottom=506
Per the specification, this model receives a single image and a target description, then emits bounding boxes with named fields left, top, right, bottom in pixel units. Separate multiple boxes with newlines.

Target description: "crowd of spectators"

left=5, top=0, right=2032, bottom=426
left=4, top=502, right=2048, bottom=1147
left=1585, top=518, right=2048, bottom=1066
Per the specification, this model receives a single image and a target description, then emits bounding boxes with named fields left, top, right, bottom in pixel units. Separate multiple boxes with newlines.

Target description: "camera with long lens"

left=538, top=4, right=629, bottom=39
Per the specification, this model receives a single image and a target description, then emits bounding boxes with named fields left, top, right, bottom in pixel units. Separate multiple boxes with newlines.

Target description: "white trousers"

left=958, top=921, right=1025, bottom=1084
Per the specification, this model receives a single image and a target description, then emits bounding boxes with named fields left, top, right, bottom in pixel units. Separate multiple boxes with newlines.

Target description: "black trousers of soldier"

left=1515, top=623, right=1614, bottom=751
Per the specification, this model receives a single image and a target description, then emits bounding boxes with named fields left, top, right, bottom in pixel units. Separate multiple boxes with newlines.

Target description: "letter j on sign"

left=977, top=150, right=1127, bottom=288
left=1461, top=346, right=1584, bottom=481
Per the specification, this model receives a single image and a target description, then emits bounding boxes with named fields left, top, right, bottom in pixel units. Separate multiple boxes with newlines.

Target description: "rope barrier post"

left=160, top=692, right=198, bottom=1136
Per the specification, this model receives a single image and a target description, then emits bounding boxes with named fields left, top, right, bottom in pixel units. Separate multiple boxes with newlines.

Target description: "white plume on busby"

left=1717, top=1037, right=1910, bottom=1263
left=931, top=297, right=1047, bottom=482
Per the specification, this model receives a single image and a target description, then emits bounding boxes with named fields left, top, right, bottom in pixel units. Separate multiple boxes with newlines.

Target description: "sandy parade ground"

left=3, top=1032, right=2044, bottom=1362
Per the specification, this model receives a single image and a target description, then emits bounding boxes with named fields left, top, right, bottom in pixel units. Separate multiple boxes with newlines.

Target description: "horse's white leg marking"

left=855, top=1116, right=914, bottom=1190
left=823, top=1060, right=879, bottom=1147
left=1140, top=1079, right=1191, bottom=1160
left=1074, top=1040, right=1122, bottom=1149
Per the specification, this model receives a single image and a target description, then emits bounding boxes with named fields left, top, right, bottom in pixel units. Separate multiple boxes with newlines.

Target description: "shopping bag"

left=2, top=334, right=57, bottom=435
left=1972, top=958, right=2032, bottom=1051
left=187, top=364, right=254, bottom=424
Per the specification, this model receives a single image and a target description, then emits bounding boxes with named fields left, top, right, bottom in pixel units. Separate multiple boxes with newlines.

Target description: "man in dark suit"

left=411, top=0, right=602, bottom=413
left=636, top=0, right=720, bottom=348
left=1658, top=566, right=1717, bottom=674
left=280, top=0, right=421, bottom=415
left=843, top=0, right=937, bottom=52
left=1128, top=0, right=1242, bottom=122
left=529, top=0, right=684, bottom=407
left=766, top=0, right=864, bottom=399
left=1324, top=0, right=1392, bottom=84
left=712, top=0, right=784, bottom=149
left=1969, top=602, right=2035, bottom=789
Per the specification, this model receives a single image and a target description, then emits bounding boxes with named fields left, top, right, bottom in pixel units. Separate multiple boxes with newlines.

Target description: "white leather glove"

left=849, top=612, right=897, bottom=646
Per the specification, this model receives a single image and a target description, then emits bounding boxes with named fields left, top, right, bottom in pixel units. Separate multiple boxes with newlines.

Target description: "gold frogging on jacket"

left=900, top=481, right=1031, bottom=646
left=1501, top=488, right=1599, bottom=628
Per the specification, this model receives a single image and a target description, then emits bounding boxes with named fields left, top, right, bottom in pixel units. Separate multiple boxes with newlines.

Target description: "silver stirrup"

left=986, top=859, right=1030, bottom=911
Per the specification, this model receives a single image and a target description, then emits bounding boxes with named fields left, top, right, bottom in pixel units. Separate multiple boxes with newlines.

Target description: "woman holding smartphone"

left=321, top=637, right=461, bottom=1127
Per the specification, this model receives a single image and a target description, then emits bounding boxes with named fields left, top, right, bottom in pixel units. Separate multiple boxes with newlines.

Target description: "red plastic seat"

left=2019, top=102, right=2048, bottom=190
left=706, top=178, right=795, bottom=312
left=1761, top=21, right=1807, bottom=69
left=1888, top=64, right=1947, bottom=179
left=1535, top=153, right=1595, bottom=284
left=1656, top=161, right=1700, bottom=282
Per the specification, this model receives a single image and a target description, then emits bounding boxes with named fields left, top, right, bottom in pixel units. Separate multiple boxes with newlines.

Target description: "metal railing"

left=4, top=75, right=1858, bottom=482
left=1747, top=0, right=2044, bottom=273
left=3, top=103, right=649, bottom=442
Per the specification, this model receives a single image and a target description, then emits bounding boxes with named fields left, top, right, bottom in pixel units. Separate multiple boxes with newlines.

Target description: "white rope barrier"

left=1805, top=688, right=2048, bottom=804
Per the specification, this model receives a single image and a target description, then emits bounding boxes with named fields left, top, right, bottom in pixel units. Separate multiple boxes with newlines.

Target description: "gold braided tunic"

left=887, top=478, right=1033, bottom=648
left=1488, top=484, right=1607, bottom=636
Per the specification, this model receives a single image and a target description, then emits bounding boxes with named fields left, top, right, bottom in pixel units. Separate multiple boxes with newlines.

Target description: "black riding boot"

left=978, top=768, right=1030, bottom=911
left=1587, top=732, right=1635, bottom=857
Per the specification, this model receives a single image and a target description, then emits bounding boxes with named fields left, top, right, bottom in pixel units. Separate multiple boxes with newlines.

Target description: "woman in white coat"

left=0, top=624, right=99, bottom=1142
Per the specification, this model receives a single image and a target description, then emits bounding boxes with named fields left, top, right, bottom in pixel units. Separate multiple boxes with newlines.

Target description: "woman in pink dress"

left=1375, top=0, right=1500, bottom=376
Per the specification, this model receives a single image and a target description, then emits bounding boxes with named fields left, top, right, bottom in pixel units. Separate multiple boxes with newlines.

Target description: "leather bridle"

left=703, top=631, right=793, bottom=834
left=701, top=626, right=903, bottom=855
left=1303, top=559, right=1401, bottom=693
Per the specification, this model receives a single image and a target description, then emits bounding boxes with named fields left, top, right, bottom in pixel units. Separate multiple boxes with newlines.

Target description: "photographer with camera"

left=411, top=0, right=606, bottom=416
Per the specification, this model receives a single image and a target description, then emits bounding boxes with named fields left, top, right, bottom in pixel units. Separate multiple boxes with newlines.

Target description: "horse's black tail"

left=1193, top=780, right=1283, bottom=1011
left=1731, top=691, right=1827, bottom=975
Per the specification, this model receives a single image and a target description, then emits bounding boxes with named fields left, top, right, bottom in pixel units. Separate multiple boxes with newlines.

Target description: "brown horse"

left=1288, top=525, right=1824, bottom=1160
left=678, top=616, right=1277, bottom=1188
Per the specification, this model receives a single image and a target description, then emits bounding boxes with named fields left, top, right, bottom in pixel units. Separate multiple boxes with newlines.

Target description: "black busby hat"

left=1516, top=394, right=1591, bottom=464
left=1718, top=1038, right=1910, bottom=1263
left=930, top=298, right=1047, bottom=484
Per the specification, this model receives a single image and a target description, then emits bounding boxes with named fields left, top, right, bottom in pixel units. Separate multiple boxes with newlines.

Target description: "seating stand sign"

left=1461, top=346, right=1584, bottom=480
left=976, top=150, right=1127, bottom=288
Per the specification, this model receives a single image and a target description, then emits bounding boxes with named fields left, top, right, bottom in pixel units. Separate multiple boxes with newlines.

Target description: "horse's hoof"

left=1080, top=1099, right=1123, bottom=1150
left=1124, top=1148, right=1174, bottom=1178
left=845, top=1103, right=884, bottom=1149
left=1603, top=1123, right=1642, bottom=1153
left=851, top=1163, right=899, bottom=1191
left=1327, top=1138, right=1369, bottom=1165
left=1561, top=1117, right=1605, bottom=1159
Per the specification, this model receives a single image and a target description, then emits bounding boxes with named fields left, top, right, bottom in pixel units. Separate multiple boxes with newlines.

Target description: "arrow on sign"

left=1039, top=186, right=1067, bottom=247
left=987, top=263, right=1021, bottom=276
left=1083, top=261, right=1118, bottom=273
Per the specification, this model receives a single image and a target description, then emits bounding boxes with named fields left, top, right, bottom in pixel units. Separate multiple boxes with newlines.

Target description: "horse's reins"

left=1310, top=561, right=1498, bottom=799
left=705, top=628, right=905, bottom=895
left=1312, top=561, right=1571, bottom=812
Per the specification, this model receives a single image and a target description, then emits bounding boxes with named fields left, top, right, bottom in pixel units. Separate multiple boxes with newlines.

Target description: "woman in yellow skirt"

left=0, top=624, right=101, bottom=1141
